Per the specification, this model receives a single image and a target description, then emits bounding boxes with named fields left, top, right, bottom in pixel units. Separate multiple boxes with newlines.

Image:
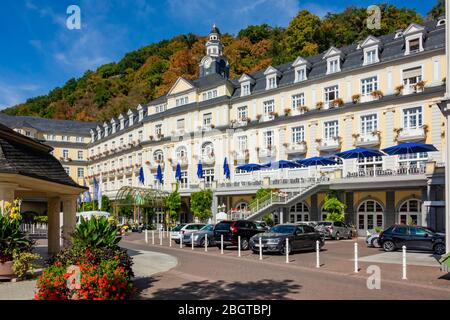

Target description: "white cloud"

left=0, top=80, right=41, bottom=109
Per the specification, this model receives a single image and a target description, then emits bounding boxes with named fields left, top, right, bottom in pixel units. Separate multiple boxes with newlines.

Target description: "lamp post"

left=444, top=0, right=450, bottom=254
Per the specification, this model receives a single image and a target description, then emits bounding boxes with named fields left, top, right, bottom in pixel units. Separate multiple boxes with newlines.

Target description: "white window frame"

left=294, top=66, right=307, bottom=82
left=324, top=85, right=339, bottom=106
left=291, top=126, right=305, bottom=143
left=263, top=100, right=275, bottom=115
left=266, top=75, right=277, bottom=90
left=241, top=83, right=251, bottom=96
left=402, top=106, right=423, bottom=129
left=327, top=58, right=340, bottom=74
left=323, top=120, right=339, bottom=140
left=361, top=76, right=378, bottom=96
left=360, top=114, right=378, bottom=135
left=237, top=106, right=248, bottom=121
left=263, top=131, right=274, bottom=149
left=291, top=93, right=305, bottom=110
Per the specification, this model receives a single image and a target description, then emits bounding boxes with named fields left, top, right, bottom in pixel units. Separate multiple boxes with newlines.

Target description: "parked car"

left=249, top=223, right=324, bottom=255
left=316, top=221, right=352, bottom=240
left=366, top=233, right=381, bottom=247
left=170, top=223, right=205, bottom=244
left=379, top=225, right=446, bottom=255
left=296, top=221, right=319, bottom=228
left=255, top=221, right=270, bottom=231
left=213, top=220, right=262, bottom=250
left=183, top=224, right=215, bottom=247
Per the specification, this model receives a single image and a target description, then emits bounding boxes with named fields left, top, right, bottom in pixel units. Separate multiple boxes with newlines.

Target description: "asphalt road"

left=122, top=233, right=450, bottom=300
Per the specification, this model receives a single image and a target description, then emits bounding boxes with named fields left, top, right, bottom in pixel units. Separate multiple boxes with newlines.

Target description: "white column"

left=48, top=197, right=61, bottom=254
left=62, top=195, right=78, bottom=249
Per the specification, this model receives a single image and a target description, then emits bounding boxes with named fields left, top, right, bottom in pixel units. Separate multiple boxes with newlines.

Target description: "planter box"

left=0, top=261, right=15, bottom=280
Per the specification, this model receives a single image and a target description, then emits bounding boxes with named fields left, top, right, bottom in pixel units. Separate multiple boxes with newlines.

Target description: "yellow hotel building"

left=1, top=19, right=448, bottom=236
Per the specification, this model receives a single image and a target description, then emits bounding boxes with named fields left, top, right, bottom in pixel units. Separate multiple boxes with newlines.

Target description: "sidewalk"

left=0, top=245, right=177, bottom=300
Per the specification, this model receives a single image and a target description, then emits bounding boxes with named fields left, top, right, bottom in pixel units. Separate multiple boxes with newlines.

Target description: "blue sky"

left=0, top=0, right=436, bottom=109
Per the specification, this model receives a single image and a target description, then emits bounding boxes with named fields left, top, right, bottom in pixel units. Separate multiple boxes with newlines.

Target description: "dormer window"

left=263, top=66, right=281, bottom=91
left=155, top=103, right=167, bottom=113
left=137, top=105, right=144, bottom=122
left=327, top=58, right=340, bottom=74
left=103, top=124, right=109, bottom=137
left=394, top=30, right=403, bottom=39
left=403, top=23, right=425, bottom=55
left=202, top=89, right=218, bottom=101
left=119, top=117, right=125, bottom=130
left=239, top=73, right=255, bottom=97
left=90, top=130, right=95, bottom=142
left=360, top=36, right=381, bottom=66
left=365, top=49, right=378, bottom=65
left=267, top=76, right=277, bottom=89
left=128, top=114, right=134, bottom=127
left=292, top=57, right=310, bottom=83
left=111, top=120, right=116, bottom=134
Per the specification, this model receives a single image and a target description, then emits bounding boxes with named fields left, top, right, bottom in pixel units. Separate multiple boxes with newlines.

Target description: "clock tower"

left=199, top=24, right=230, bottom=78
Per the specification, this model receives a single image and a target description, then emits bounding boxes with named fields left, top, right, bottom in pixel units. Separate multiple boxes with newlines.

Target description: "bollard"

left=159, top=231, right=162, bottom=246
left=354, top=242, right=358, bottom=273
left=169, top=232, right=172, bottom=247
left=180, top=235, right=183, bottom=248
left=285, top=238, right=289, bottom=264
left=402, top=245, right=407, bottom=280
left=238, top=236, right=241, bottom=257
left=259, top=237, right=263, bottom=260
left=204, top=234, right=208, bottom=252
left=152, top=230, right=155, bottom=245
left=221, top=235, right=224, bottom=255
left=145, top=229, right=148, bottom=244
left=191, top=233, right=194, bottom=250
left=316, top=240, right=320, bottom=268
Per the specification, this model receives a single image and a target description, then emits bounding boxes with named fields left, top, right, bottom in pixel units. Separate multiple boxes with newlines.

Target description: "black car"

left=213, top=220, right=262, bottom=250
left=379, top=224, right=446, bottom=255
left=249, top=223, right=325, bottom=255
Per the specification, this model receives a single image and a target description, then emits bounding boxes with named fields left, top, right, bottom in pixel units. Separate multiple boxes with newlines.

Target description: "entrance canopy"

left=115, top=186, right=169, bottom=208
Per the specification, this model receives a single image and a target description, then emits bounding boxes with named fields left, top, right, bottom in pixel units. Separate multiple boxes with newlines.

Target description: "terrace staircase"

left=244, top=180, right=329, bottom=221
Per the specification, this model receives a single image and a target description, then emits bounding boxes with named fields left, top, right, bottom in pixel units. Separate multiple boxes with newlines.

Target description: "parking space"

left=123, top=231, right=450, bottom=290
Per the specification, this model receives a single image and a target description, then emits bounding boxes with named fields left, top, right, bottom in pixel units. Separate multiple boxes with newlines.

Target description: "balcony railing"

left=345, top=165, right=426, bottom=178
left=318, top=138, right=341, bottom=152
left=397, top=127, right=426, bottom=142
left=258, top=147, right=276, bottom=159
left=355, top=133, right=380, bottom=147
left=285, top=142, right=307, bottom=154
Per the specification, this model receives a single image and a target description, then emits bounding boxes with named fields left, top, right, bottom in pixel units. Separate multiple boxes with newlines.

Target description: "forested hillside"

left=2, top=2, right=444, bottom=122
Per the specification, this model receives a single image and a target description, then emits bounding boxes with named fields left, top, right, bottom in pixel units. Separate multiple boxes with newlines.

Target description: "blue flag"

left=175, top=163, right=182, bottom=181
left=197, top=161, right=203, bottom=179
left=93, top=177, right=99, bottom=201
left=156, top=164, right=163, bottom=183
left=223, top=157, right=230, bottom=179
left=138, top=167, right=145, bottom=185
left=83, top=179, right=91, bottom=202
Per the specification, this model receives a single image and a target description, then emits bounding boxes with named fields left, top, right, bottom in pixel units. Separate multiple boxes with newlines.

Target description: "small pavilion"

left=0, top=123, right=85, bottom=254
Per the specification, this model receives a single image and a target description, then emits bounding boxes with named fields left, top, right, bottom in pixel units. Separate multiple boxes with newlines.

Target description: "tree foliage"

left=190, top=189, right=213, bottom=223
left=165, top=186, right=181, bottom=223
left=0, top=3, right=436, bottom=121
left=323, top=191, right=346, bottom=222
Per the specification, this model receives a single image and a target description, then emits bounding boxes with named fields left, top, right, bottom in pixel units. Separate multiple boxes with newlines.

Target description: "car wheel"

left=335, top=232, right=341, bottom=240
left=434, top=243, right=446, bottom=255
left=175, top=240, right=180, bottom=244
left=280, top=243, right=292, bottom=255
left=241, top=238, right=250, bottom=250
left=372, top=238, right=380, bottom=248
left=347, top=231, right=353, bottom=239
left=383, top=240, right=396, bottom=252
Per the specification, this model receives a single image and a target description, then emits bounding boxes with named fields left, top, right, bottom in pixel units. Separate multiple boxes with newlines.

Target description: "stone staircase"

left=244, top=181, right=328, bottom=221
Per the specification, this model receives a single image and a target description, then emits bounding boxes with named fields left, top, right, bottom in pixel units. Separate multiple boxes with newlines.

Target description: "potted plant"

left=0, top=200, right=36, bottom=280
left=414, top=80, right=426, bottom=92
left=284, top=108, right=291, bottom=116
left=256, top=114, right=262, bottom=121
left=299, top=106, right=309, bottom=113
left=370, top=90, right=384, bottom=99
left=331, top=98, right=344, bottom=108
left=316, top=101, right=324, bottom=110
left=395, top=85, right=404, bottom=96
left=352, top=94, right=360, bottom=104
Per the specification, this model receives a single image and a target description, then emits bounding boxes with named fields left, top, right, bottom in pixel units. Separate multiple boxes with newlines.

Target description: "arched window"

left=398, top=199, right=421, bottom=226
left=176, top=146, right=187, bottom=160
left=357, top=200, right=384, bottom=234
left=289, top=202, right=309, bottom=223
left=234, top=202, right=248, bottom=212
left=202, top=142, right=214, bottom=159
left=153, top=150, right=164, bottom=163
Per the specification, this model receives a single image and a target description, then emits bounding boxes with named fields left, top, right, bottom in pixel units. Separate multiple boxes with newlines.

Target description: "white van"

left=75, top=211, right=110, bottom=224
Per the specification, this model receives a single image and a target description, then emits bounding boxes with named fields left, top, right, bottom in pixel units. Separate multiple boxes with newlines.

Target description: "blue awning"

left=335, top=147, right=385, bottom=159
left=236, top=163, right=266, bottom=172
left=382, top=142, right=438, bottom=155
left=265, top=160, right=301, bottom=169
left=296, top=156, right=337, bottom=167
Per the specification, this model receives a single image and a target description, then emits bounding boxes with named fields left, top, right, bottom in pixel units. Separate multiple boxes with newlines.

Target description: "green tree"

left=238, top=24, right=272, bottom=44
left=101, top=195, right=112, bottom=213
left=282, top=10, right=322, bottom=60
left=119, top=195, right=134, bottom=219
left=255, top=187, right=276, bottom=200
left=323, top=191, right=346, bottom=222
left=428, top=0, right=445, bottom=20
left=262, top=213, right=274, bottom=227
left=165, top=186, right=182, bottom=224
left=190, top=189, right=213, bottom=223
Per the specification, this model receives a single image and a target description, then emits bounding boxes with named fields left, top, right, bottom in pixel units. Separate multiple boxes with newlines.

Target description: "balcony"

left=232, top=118, right=250, bottom=128
left=175, top=156, right=189, bottom=167
left=291, top=107, right=308, bottom=116
left=397, top=127, right=426, bottom=142
left=402, top=84, right=424, bottom=95
left=355, top=133, right=380, bottom=147
left=318, top=138, right=341, bottom=152
left=258, top=147, right=276, bottom=159
left=149, top=161, right=164, bottom=170
left=285, top=142, right=307, bottom=155
left=234, top=150, right=249, bottom=164
left=259, top=114, right=275, bottom=123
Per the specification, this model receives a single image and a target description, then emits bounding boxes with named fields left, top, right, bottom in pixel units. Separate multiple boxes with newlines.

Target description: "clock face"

left=204, top=57, right=212, bottom=69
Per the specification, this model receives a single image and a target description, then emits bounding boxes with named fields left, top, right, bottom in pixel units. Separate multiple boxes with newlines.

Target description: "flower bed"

left=35, top=216, right=134, bottom=300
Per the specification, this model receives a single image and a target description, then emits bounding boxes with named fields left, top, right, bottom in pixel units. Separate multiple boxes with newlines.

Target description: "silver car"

left=316, top=221, right=353, bottom=240
left=366, top=233, right=381, bottom=247
left=182, top=224, right=215, bottom=246
left=170, top=223, right=205, bottom=244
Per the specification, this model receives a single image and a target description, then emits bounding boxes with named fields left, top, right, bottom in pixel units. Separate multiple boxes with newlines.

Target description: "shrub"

left=34, top=264, right=69, bottom=300
left=72, top=216, right=121, bottom=248
left=12, top=251, right=41, bottom=279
